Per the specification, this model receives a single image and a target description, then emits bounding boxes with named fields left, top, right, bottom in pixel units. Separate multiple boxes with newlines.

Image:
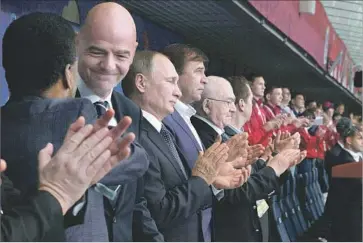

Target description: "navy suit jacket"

left=141, top=118, right=213, bottom=241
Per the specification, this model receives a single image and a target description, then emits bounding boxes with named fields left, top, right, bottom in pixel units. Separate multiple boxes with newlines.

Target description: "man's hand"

left=64, top=109, right=135, bottom=184
left=266, top=149, right=302, bottom=176
left=247, top=144, right=265, bottom=164
left=225, top=132, right=249, bottom=162
left=192, top=136, right=229, bottom=185
left=274, top=131, right=300, bottom=152
left=213, top=158, right=252, bottom=189
left=292, top=117, right=310, bottom=128
left=261, top=138, right=274, bottom=161
left=264, top=118, right=283, bottom=131
left=38, top=116, right=133, bottom=215
left=0, top=159, right=6, bottom=185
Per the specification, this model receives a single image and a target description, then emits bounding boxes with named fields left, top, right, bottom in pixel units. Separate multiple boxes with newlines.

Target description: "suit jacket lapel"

left=171, top=111, right=203, bottom=151
left=143, top=120, right=187, bottom=180
left=111, top=91, right=123, bottom=122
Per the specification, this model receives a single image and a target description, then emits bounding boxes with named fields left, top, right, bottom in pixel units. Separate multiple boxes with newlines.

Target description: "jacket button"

left=253, top=205, right=257, bottom=209
left=113, top=217, right=117, bottom=223
left=255, top=229, right=260, bottom=232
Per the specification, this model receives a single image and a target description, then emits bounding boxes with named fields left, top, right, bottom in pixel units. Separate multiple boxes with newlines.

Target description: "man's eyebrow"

left=87, top=46, right=106, bottom=52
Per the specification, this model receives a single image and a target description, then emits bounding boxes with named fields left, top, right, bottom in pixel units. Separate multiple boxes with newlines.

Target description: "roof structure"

left=321, top=0, right=363, bottom=67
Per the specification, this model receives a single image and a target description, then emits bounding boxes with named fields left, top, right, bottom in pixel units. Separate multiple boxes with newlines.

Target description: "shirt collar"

left=142, top=110, right=163, bottom=132
left=341, top=145, right=362, bottom=162
left=78, top=79, right=113, bottom=106
left=174, top=100, right=196, bottom=118
left=194, top=114, right=224, bottom=135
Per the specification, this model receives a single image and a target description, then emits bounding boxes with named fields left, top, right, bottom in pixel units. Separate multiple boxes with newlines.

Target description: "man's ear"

left=238, top=99, right=245, bottom=112
left=202, top=99, right=210, bottom=114
left=266, top=93, right=271, bottom=102
left=63, top=64, right=73, bottom=90
left=346, top=136, right=353, bottom=146
left=135, top=73, right=147, bottom=93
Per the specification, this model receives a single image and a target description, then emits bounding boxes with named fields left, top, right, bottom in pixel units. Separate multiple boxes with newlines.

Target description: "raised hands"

left=38, top=116, right=135, bottom=214
left=64, top=109, right=135, bottom=184
left=225, top=132, right=249, bottom=162
left=266, top=149, right=307, bottom=176
left=274, top=131, right=301, bottom=152
left=192, top=136, right=229, bottom=185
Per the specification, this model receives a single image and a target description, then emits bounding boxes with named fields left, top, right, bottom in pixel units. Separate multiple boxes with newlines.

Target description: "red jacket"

left=298, top=128, right=319, bottom=159
left=243, top=99, right=273, bottom=147
left=263, top=103, right=298, bottom=134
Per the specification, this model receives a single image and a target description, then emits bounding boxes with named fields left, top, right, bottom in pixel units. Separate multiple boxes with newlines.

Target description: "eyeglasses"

left=206, top=97, right=235, bottom=107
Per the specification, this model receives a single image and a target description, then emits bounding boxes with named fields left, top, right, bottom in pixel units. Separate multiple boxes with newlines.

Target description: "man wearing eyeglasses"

left=191, top=76, right=237, bottom=144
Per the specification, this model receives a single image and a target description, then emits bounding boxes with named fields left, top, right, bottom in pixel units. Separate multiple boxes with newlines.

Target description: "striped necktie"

left=94, top=101, right=109, bottom=118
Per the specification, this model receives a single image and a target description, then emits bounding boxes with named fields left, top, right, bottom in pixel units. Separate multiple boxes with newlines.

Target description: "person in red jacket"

left=242, top=74, right=282, bottom=146
left=263, top=86, right=308, bottom=134
left=296, top=109, right=319, bottom=174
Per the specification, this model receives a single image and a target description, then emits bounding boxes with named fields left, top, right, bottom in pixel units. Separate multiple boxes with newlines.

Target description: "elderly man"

left=122, top=50, right=246, bottom=241
left=192, top=75, right=305, bottom=241
left=75, top=3, right=162, bottom=241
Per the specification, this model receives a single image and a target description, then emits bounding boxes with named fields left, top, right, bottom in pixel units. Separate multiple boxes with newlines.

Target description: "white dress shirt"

left=342, top=146, right=363, bottom=162
left=77, top=79, right=118, bottom=126
left=142, top=110, right=163, bottom=132
left=174, top=100, right=204, bottom=150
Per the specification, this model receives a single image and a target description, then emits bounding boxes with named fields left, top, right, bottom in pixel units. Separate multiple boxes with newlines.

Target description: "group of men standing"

left=1, top=2, right=307, bottom=242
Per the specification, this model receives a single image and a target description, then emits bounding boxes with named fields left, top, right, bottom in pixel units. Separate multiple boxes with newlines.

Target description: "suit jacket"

left=75, top=89, right=161, bottom=241
left=140, top=118, right=214, bottom=241
left=325, top=149, right=362, bottom=242
left=1, top=97, right=97, bottom=194
left=325, top=143, right=343, bottom=184
left=1, top=174, right=64, bottom=242
left=191, top=117, right=280, bottom=242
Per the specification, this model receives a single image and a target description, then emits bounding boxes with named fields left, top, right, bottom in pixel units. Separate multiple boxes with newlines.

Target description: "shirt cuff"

left=211, top=185, right=224, bottom=201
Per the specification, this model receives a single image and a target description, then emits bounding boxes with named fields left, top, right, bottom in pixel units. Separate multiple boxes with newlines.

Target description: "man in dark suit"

left=191, top=75, right=304, bottom=241
left=1, top=11, right=151, bottom=242
left=122, top=50, right=246, bottom=241
left=1, top=115, right=134, bottom=242
left=324, top=120, right=362, bottom=242
left=75, top=3, right=162, bottom=241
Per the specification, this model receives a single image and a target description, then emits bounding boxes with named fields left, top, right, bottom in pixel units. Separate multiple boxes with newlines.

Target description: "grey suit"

left=1, top=96, right=156, bottom=241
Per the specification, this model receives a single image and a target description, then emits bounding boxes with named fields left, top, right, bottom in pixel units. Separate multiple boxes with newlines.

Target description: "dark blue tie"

left=221, top=132, right=230, bottom=143
left=94, top=101, right=109, bottom=118
left=160, top=125, right=212, bottom=241
left=160, top=125, right=188, bottom=178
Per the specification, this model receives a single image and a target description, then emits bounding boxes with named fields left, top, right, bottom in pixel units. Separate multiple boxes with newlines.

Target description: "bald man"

left=74, top=3, right=162, bottom=242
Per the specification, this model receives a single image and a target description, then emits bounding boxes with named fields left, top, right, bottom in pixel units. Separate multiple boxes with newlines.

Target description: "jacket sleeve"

left=133, top=178, right=164, bottom=242
left=143, top=153, right=213, bottom=228
left=223, top=166, right=279, bottom=204
left=1, top=187, right=64, bottom=242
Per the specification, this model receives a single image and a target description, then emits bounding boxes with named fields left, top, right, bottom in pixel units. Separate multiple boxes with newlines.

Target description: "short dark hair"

left=3, top=12, right=76, bottom=98
left=306, top=100, right=317, bottom=106
left=227, top=76, right=251, bottom=104
left=162, top=43, right=208, bottom=75
left=122, top=50, right=161, bottom=98
left=245, top=73, right=263, bottom=84
left=302, top=108, right=316, bottom=120
left=292, top=92, right=305, bottom=100
left=265, top=86, right=281, bottom=95
left=336, top=117, right=359, bottom=142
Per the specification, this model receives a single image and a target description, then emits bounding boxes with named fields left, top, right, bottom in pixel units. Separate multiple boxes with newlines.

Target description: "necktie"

left=160, top=125, right=211, bottom=241
left=94, top=101, right=109, bottom=118
left=160, top=125, right=188, bottom=178
left=221, top=132, right=230, bottom=143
